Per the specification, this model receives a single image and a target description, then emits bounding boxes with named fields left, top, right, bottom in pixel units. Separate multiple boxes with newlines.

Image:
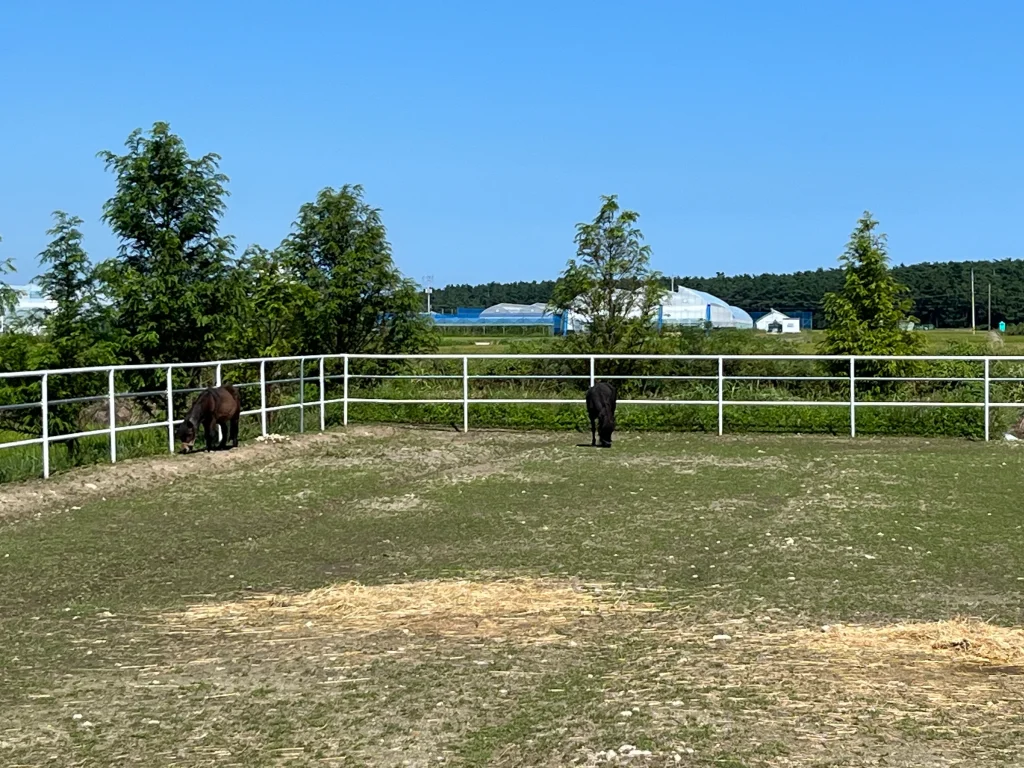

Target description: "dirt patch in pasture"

left=159, top=577, right=656, bottom=645
left=0, top=426, right=548, bottom=525
left=639, top=453, right=789, bottom=475
left=0, top=430, right=352, bottom=523
left=357, top=493, right=438, bottom=517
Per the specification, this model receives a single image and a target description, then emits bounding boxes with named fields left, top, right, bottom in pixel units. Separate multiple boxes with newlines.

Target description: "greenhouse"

left=0, top=284, right=56, bottom=333
left=657, top=286, right=753, bottom=329
left=562, top=285, right=753, bottom=332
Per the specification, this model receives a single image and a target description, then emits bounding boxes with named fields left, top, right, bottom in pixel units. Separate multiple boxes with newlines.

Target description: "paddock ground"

left=2, top=427, right=1024, bottom=767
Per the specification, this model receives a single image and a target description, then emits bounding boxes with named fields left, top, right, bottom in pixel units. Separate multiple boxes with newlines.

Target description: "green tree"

left=0, top=236, right=18, bottom=325
left=98, top=122, right=239, bottom=365
left=230, top=245, right=310, bottom=357
left=284, top=185, right=436, bottom=355
left=819, top=212, right=923, bottom=375
left=30, top=212, right=119, bottom=459
left=550, top=195, right=663, bottom=354
left=34, top=213, right=109, bottom=346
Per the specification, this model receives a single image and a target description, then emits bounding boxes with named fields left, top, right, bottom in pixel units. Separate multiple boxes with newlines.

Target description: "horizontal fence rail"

left=1, top=353, right=1023, bottom=480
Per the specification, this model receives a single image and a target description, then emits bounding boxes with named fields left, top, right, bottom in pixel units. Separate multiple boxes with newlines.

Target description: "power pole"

left=423, top=275, right=433, bottom=314
left=970, top=269, right=975, bottom=334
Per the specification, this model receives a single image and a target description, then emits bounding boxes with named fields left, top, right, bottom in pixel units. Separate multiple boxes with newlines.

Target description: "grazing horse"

left=176, top=384, right=241, bottom=453
left=586, top=382, right=617, bottom=448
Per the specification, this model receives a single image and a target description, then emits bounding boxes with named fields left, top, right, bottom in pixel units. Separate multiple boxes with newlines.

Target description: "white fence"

left=1, top=353, right=1022, bottom=480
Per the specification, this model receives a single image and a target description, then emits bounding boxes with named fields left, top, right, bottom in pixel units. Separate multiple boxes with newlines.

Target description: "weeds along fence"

left=2, top=353, right=1024, bottom=483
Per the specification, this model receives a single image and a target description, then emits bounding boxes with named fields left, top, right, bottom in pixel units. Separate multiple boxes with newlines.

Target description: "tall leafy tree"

left=98, top=122, right=238, bottom=365
left=230, top=245, right=310, bottom=357
left=284, top=185, right=436, bottom=355
left=550, top=195, right=663, bottom=353
left=819, top=212, right=923, bottom=375
left=30, top=212, right=118, bottom=459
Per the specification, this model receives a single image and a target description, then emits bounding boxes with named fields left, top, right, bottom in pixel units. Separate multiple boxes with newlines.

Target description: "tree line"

left=433, top=259, right=1022, bottom=331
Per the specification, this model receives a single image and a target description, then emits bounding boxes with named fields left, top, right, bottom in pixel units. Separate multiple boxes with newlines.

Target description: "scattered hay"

left=162, top=578, right=653, bottom=643
left=801, top=617, right=1024, bottom=667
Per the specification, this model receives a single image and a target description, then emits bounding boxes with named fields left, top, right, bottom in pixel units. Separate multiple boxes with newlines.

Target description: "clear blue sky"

left=1, top=1, right=1021, bottom=287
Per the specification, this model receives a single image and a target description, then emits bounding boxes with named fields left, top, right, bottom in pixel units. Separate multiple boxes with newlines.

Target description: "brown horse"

left=176, top=385, right=241, bottom=453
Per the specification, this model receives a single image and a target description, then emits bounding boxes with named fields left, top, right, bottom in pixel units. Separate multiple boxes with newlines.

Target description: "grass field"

left=3, top=427, right=1024, bottom=766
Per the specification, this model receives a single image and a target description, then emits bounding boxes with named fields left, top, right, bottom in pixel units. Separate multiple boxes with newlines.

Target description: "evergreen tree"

left=819, top=212, right=923, bottom=374
left=0, top=236, right=17, bottom=324
left=31, top=212, right=118, bottom=459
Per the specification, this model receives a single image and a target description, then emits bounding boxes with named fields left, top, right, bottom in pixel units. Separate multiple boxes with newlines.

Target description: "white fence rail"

left=1, top=353, right=1023, bottom=480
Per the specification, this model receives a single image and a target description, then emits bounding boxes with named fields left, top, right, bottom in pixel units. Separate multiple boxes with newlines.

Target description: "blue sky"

left=1, top=1, right=1022, bottom=287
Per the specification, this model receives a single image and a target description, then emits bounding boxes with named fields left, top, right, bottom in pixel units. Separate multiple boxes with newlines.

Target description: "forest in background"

left=431, top=259, right=1021, bottom=329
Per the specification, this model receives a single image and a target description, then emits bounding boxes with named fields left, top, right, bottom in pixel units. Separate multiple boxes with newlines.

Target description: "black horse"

left=586, top=382, right=617, bottom=448
left=176, top=384, right=241, bottom=453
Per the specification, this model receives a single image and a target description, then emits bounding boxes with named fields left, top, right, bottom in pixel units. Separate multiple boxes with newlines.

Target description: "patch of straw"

left=800, top=617, right=1024, bottom=667
left=161, top=578, right=652, bottom=643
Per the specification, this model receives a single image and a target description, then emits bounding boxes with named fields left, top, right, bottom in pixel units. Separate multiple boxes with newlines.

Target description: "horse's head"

left=176, top=418, right=198, bottom=453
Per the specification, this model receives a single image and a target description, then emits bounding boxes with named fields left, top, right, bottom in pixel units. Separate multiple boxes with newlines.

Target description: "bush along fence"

left=2, top=352, right=1024, bottom=483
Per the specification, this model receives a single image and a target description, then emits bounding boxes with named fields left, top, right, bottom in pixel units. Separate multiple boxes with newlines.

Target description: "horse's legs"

left=590, top=416, right=597, bottom=446
left=203, top=419, right=215, bottom=452
left=230, top=415, right=239, bottom=448
left=218, top=420, right=229, bottom=450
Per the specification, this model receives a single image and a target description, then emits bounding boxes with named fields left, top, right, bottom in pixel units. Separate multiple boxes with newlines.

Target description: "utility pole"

left=970, top=269, right=975, bottom=334
left=423, top=275, right=433, bottom=314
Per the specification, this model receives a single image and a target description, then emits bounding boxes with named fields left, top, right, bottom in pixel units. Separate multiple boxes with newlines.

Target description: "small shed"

left=756, top=309, right=800, bottom=334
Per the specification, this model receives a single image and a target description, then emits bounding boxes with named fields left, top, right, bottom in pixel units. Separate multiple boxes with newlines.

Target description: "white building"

left=0, top=284, right=55, bottom=333
left=755, top=308, right=800, bottom=334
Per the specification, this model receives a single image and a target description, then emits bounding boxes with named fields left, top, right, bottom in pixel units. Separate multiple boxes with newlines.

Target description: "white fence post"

left=463, top=356, right=470, bottom=433
left=319, top=357, right=326, bottom=431
left=166, top=366, right=174, bottom=453
left=343, top=355, right=350, bottom=426
left=589, top=357, right=595, bottom=389
left=299, top=357, right=305, bottom=434
left=215, top=363, right=222, bottom=388
left=717, top=357, right=724, bottom=436
left=259, top=360, right=268, bottom=436
left=41, top=373, right=50, bottom=479
left=984, top=357, right=991, bottom=442
left=849, top=357, right=856, bottom=438
left=108, top=367, right=117, bottom=464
